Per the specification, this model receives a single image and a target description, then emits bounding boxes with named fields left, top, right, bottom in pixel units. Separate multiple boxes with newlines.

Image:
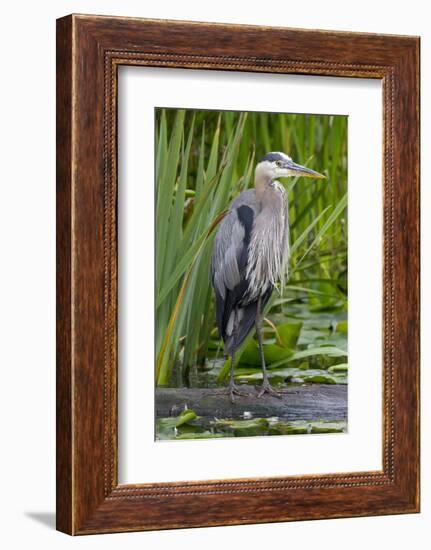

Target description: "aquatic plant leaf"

left=277, top=321, right=303, bottom=348
left=328, top=363, right=348, bottom=373
left=156, top=409, right=198, bottom=439
left=212, top=418, right=268, bottom=429
left=268, top=346, right=347, bottom=369
left=175, top=431, right=226, bottom=439
left=310, top=421, right=347, bottom=433
left=302, top=374, right=337, bottom=384
left=336, top=320, right=348, bottom=333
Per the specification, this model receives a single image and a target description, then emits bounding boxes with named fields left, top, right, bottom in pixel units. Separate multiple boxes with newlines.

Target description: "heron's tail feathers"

left=224, top=302, right=257, bottom=356
left=215, top=285, right=273, bottom=356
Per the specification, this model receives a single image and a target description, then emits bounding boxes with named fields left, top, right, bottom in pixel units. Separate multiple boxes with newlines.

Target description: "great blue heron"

left=211, top=152, right=325, bottom=402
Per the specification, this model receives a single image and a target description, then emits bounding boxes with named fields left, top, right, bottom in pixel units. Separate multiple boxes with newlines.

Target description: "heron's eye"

left=276, top=160, right=283, bottom=167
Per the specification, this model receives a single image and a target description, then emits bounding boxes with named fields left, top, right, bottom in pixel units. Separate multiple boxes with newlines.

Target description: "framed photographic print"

left=56, top=14, right=420, bottom=534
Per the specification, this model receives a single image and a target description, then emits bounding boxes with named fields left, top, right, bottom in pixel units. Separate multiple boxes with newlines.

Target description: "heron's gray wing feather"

left=212, top=212, right=242, bottom=298
left=211, top=190, right=260, bottom=343
left=211, top=189, right=258, bottom=297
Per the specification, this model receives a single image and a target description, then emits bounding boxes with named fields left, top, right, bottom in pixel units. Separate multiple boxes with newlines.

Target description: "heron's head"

left=256, top=152, right=325, bottom=182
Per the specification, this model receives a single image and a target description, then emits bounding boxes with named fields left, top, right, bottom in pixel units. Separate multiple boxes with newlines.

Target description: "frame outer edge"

left=57, top=14, right=421, bottom=535
left=392, top=38, right=420, bottom=510
left=56, top=14, right=74, bottom=535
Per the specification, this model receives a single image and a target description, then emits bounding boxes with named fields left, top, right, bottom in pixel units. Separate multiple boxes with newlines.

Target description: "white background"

left=119, top=68, right=382, bottom=483
left=0, top=1, right=428, bottom=549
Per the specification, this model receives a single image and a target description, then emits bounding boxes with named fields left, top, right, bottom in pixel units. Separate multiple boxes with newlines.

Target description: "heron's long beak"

left=288, top=161, right=326, bottom=179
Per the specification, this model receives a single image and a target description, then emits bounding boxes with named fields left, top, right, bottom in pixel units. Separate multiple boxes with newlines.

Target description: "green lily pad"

left=303, top=374, right=337, bottom=384
left=277, top=321, right=303, bottom=348
left=310, top=422, right=347, bottom=433
left=336, top=320, right=348, bottom=333
left=212, top=418, right=268, bottom=429
left=328, top=363, right=348, bottom=373
left=269, top=422, right=309, bottom=435
left=239, top=340, right=293, bottom=366
left=175, top=431, right=226, bottom=439
left=156, top=409, right=197, bottom=430
left=264, top=344, right=295, bottom=363
left=238, top=340, right=260, bottom=365
left=156, top=409, right=198, bottom=439
left=235, top=366, right=346, bottom=384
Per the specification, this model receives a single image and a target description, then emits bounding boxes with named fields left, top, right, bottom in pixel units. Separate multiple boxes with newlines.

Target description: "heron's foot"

left=229, top=384, right=253, bottom=404
left=257, top=380, right=286, bottom=399
left=202, top=384, right=252, bottom=403
left=224, top=383, right=253, bottom=403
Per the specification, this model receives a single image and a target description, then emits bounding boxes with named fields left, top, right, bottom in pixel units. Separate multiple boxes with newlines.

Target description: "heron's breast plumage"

left=244, top=182, right=289, bottom=301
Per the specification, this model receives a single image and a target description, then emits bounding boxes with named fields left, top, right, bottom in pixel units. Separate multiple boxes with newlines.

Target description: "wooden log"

left=155, top=384, right=347, bottom=421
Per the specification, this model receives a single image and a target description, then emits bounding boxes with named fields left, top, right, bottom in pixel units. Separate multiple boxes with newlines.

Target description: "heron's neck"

left=255, top=173, right=287, bottom=213
left=254, top=169, right=273, bottom=201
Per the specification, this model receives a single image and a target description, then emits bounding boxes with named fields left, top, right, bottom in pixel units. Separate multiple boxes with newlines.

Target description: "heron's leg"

left=256, top=296, right=283, bottom=399
left=221, top=310, right=251, bottom=402
left=204, top=310, right=252, bottom=402
left=224, top=345, right=253, bottom=402
left=202, top=353, right=250, bottom=401
left=229, top=350, right=236, bottom=391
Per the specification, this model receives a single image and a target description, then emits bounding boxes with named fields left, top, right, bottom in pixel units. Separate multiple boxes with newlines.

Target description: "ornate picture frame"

left=56, top=14, right=420, bottom=534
